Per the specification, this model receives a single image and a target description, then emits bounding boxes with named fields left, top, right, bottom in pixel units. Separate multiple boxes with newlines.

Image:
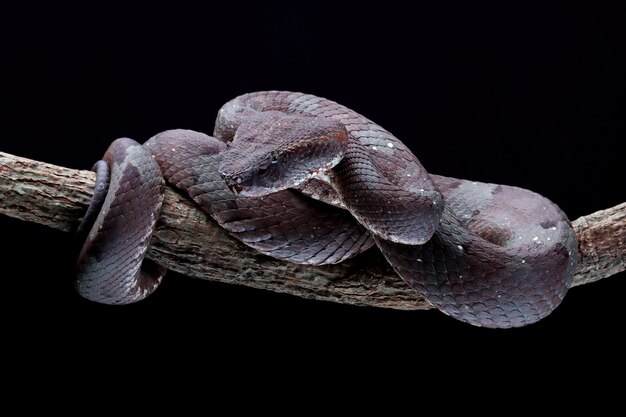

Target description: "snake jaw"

left=222, top=174, right=244, bottom=195
left=221, top=169, right=277, bottom=197
left=227, top=182, right=243, bottom=195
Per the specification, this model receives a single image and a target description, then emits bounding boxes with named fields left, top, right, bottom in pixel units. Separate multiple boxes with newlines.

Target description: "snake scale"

left=76, top=91, right=578, bottom=328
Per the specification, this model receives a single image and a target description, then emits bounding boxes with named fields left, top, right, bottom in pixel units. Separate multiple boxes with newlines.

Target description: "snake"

left=75, top=91, right=578, bottom=328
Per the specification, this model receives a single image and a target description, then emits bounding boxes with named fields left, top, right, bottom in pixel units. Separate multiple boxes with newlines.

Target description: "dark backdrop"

left=1, top=2, right=624, bottom=368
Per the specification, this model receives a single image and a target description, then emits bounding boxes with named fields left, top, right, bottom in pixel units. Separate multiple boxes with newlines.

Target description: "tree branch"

left=1, top=151, right=624, bottom=310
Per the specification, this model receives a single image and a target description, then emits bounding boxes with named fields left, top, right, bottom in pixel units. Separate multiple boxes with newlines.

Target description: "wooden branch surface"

left=1, top=151, right=624, bottom=310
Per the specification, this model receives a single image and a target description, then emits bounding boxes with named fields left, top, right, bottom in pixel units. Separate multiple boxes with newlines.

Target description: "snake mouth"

left=223, top=176, right=243, bottom=195
left=226, top=181, right=243, bottom=195
left=221, top=170, right=279, bottom=197
left=221, top=172, right=245, bottom=195
left=223, top=175, right=267, bottom=197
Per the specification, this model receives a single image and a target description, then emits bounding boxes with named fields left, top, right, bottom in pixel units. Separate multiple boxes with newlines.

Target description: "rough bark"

left=1, top=151, right=624, bottom=310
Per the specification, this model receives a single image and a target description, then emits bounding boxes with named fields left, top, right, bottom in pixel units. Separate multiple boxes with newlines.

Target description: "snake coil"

left=76, top=91, right=578, bottom=328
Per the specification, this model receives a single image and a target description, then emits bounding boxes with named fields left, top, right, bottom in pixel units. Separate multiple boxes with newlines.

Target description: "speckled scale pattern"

left=215, top=91, right=578, bottom=327
left=377, top=177, right=578, bottom=328
left=77, top=92, right=578, bottom=328
left=216, top=91, right=443, bottom=244
left=145, top=130, right=374, bottom=265
left=219, top=111, right=349, bottom=196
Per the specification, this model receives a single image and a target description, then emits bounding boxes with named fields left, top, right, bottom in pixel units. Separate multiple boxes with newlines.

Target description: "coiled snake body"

left=76, top=91, right=578, bottom=328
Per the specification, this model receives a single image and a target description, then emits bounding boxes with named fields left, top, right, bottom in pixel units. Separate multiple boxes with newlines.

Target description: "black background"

left=1, top=2, right=624, bottom=371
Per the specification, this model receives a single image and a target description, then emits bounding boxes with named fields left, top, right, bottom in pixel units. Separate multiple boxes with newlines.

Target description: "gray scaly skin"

left=76, top=91, right=578, bottom=328
left=76, top=138, right=165, bottom=303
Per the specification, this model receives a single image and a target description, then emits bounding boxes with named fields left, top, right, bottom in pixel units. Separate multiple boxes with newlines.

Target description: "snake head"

left=219, top=111, right=348, bottom=197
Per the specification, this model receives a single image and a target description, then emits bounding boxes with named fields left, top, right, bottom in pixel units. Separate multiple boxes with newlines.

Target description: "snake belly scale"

left=75, top=91, right=578, bottom=328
